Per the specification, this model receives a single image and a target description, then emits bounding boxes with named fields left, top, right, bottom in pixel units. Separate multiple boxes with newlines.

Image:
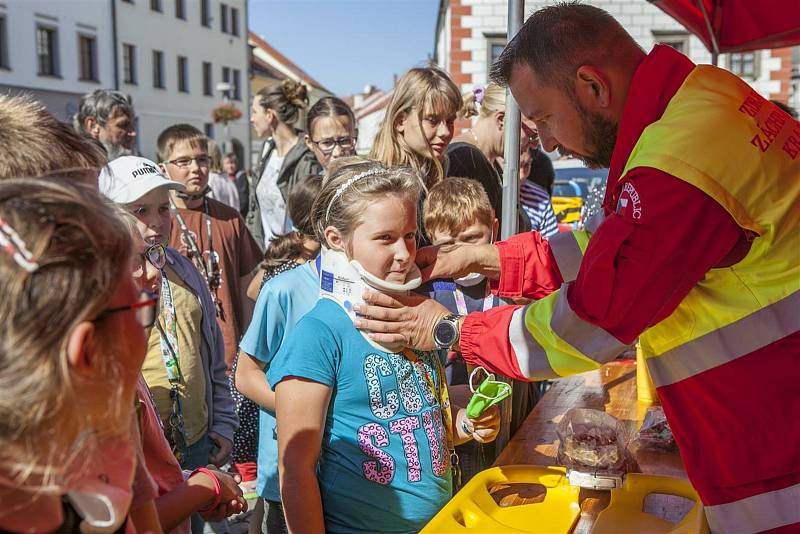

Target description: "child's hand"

left=195, top=466, right=248, bottom=521
left=461, top=405, right=501, bottom=444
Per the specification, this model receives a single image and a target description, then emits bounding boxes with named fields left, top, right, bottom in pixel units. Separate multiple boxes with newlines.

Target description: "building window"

left=152, top=50, right=165, bottom=88
left=204, top=123, right=214, bottom=138
left=729, top=52, right=759, bottom=79
left=485, top=34, right=507, bottom=67
left=78, top=34, right=98, bottom=81
left=36, top=26, right=59, bottom=76
left=0, top=16, right=9, bottom=69
left=175, top=0, right=186, bottom=20
left=222, top=65, right=230, bottom=84
left=232, top=68, right=241, bottom=100
left=122, top=43, right=137, bottom=84
left=230, top=7, right=239, bottom=36
left=150, top=0, right=162, bottom=12
left=220, top=3, right=229, bottom=33
left=200, top=0, right=211, bottom=27
left=203, top=61, right=213, bottom=96
left=652, top=30, right=691, bottom=55
left=177, top=55, right=189, bottom=92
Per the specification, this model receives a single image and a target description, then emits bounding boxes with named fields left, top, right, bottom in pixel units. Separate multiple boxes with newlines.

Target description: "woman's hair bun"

left=281, top=79, right=309, bottom=110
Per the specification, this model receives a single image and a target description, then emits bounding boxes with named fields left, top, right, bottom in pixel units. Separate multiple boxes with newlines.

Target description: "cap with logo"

left=99, top=156, right=186, bottom=204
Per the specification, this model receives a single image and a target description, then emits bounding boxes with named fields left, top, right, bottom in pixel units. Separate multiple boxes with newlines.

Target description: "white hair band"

left=325, top=168, right=385, bottom=224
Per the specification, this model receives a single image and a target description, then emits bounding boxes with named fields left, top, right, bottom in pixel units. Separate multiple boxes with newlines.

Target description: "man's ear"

left=84, top=117, right=101, bottom=138
left=66, top=322, right=97, bottom=376
left=304, top=133, right=314, bottom=151
left=323, top=226, right=346, bottom=252
left=575, top=66, right=611, bottom=109
left=491, top=217, right=499, bottom=243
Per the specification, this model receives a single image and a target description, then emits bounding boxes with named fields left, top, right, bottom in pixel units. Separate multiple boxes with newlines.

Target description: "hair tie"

left=0, top=216, right=39, bottom=273
left=325, top=168, right=384, bottom=224
left=473, top=85, right=485, bottom=105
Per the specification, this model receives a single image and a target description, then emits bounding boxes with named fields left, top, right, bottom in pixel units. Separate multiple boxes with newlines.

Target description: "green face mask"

left=466, top=367, right=512, bottom=419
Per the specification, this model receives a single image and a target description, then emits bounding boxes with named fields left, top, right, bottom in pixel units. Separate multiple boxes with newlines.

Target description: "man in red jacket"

left=353, top=5, right=799, bottom=533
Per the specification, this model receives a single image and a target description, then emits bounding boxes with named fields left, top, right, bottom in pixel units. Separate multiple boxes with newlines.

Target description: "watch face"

left=434, top=320, right=456, bottom=346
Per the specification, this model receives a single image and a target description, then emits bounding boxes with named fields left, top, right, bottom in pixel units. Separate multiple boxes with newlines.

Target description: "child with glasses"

left=100, top=155, right=240, bottom=534
left=0, top=177, right=147, bottom=532
left=157, top=124, right=262, bottom=377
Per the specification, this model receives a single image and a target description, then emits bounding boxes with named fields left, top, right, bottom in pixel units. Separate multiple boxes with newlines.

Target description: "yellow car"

left=552, top=159, right=608, bottom=228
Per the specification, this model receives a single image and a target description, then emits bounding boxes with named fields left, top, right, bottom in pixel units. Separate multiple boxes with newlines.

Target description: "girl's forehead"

left=419, top=90, right=459, bottom=117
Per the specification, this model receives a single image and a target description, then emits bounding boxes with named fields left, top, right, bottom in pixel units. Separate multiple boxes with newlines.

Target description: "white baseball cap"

left=99, top=156, right=186, bottom=204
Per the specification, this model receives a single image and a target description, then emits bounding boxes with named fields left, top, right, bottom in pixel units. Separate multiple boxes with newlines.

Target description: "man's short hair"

left=424, top=177, right=494, bottom=239
left=490, top=2, right=634, bottom=91
left=223, top=152, right=238, bottom=164
left=0, top=94, right=107, bottom=180
left=156, top=124, right=208, bottom=163
left=73, top=89, right=134, bottom=136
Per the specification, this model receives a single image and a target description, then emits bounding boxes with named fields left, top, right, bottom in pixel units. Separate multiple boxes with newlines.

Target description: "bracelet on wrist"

left=190, top=467, right=222, bottom=513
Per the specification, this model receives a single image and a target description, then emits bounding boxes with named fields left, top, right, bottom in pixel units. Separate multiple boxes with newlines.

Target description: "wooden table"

left=490, top=360, right=693, bottom=531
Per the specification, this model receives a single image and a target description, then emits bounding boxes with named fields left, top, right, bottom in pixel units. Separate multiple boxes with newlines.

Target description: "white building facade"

left=434, top=0, right=797, bottom=115
left=0, top=0, right=115, bottom=122
left=115, top=0, right=250, bottom=163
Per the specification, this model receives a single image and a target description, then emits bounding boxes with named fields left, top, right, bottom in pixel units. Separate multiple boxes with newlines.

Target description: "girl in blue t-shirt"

left=269, top=161, right=500, bottom=534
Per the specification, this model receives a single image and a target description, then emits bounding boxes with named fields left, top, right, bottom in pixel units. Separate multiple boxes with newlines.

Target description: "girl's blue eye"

left=132, top=207, right=146, bottom=216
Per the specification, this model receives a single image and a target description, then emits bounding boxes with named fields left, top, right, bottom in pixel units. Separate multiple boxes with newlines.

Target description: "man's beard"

left=102, top=141, right=135, bottom=161
left=558, top=101, right=618, bottom=169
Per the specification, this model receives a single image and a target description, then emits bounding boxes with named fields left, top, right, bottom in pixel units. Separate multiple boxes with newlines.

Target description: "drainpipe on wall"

left=111, top=0, right=119, bottom=89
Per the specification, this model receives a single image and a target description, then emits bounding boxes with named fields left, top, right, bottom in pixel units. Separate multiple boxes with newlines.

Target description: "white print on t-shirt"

left=358, top=351, right=449, bottom=485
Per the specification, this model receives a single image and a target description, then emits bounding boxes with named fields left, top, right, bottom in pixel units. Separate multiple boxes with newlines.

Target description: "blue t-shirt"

left=269, top=298, right=453, bottom=534
left=239, top=261, right=319, bottom=501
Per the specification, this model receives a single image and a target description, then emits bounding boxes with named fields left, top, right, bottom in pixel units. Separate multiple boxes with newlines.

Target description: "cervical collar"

left=319, top=247, right=421, bottom=352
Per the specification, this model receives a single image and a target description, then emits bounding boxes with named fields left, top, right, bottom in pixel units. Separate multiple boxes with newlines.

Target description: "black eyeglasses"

left=311, top=136, right=357, bottom=155
left=166, top=156, right=212, bottom=169
left=94, top=289, right=158, bottom=328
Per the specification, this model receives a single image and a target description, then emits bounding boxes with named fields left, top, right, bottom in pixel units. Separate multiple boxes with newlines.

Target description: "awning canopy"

left=649, top=0, right=800, bottom=54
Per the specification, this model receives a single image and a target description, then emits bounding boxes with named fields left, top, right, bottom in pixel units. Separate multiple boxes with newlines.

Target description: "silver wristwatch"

left=433, top=314, right=462, bottom=350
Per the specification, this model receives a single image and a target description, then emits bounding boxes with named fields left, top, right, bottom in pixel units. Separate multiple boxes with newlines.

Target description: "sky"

left=248, top=0, right=441, bottom=96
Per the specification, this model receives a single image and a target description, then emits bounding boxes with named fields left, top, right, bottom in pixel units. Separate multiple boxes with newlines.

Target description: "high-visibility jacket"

left=461, top=56, right=800, bottom=533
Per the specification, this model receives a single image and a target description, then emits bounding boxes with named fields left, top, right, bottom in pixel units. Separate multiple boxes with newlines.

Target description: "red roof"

left=248, top=31, right=330, bottom=93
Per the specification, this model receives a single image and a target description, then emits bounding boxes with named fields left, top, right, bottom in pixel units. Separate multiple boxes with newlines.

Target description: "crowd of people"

left=2, top=3, right=798, bottom=534
left=0, top=25, right=558, bottom=532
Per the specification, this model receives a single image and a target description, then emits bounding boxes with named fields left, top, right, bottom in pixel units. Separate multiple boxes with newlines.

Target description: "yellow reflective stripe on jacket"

left=509, top=286, right=630, bottom=378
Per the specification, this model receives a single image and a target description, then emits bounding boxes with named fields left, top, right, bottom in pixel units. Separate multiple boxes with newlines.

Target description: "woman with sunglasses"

left=248, top=79, right=322, bottom=249
left=0, top=177, right=152, bottom=532
left=100, top=156, right=240, bottom=533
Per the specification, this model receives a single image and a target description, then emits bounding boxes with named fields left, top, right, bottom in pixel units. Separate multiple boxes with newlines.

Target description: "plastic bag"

left=557, top=408, right=627, bottom=472
left=634, top=406, right=676, bottom=451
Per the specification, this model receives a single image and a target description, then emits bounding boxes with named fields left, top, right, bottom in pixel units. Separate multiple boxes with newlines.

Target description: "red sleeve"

left=569, top=169, right=743, bottom=343
left=461, top=169, right=745, bottom=375
left=491, top=231, right=563, bottom=299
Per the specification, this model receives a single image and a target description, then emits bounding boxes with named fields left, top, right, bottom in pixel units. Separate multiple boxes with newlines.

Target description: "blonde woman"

left=449, top=83, right=537, bottom=233
left=370, top=67, right=462, bottom=192
left=0, top=178, right=151, bottom=532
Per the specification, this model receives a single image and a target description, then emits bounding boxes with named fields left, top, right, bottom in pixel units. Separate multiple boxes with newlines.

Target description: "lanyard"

left=156, top=268, right=182, bottom=382
left=401, top=349, right=454, bottom=453
left=453, top=283, right=494, bottom=316
left=170, top=197, right=223, bottom=317
left=155, top=267, right=187, bottom=460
